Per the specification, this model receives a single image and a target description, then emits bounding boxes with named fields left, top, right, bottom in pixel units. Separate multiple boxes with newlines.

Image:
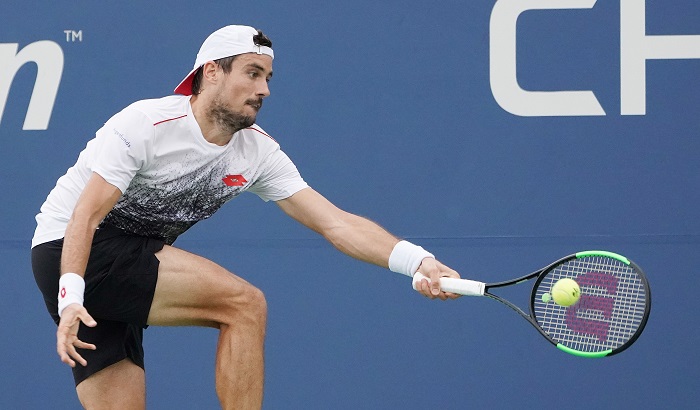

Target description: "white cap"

left=174, top=25, right=274, bottom=95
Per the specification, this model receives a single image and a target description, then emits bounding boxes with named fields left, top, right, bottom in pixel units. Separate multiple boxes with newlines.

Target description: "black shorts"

left=31, top=223, right=165, bottom=386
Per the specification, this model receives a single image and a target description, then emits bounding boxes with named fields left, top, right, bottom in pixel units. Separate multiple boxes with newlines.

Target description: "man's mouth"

left=247, top=100, right=263, bottom=110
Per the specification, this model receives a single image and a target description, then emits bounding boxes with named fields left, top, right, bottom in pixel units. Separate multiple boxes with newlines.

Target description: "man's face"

left=207, top=53, right=273, bottom=134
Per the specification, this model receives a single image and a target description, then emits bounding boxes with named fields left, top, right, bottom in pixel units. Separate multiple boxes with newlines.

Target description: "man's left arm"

left=276, top=187, right=460, bottom=299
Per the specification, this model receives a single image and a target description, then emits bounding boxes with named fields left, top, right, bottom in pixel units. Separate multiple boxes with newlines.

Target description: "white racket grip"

left=412, top=272, right=485, bottom=296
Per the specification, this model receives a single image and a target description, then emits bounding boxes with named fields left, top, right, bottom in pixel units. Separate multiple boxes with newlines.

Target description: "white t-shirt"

left=32, top=95, right=308, bottom=247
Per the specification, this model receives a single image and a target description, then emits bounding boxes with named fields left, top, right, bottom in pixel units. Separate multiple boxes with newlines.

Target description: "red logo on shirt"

left=222, top=174, right=247, bottom=187
left=60, top=287, right=66, bottom=298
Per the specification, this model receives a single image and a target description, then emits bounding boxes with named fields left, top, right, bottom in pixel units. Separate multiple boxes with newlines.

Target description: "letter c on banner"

left=489, top=0, right=605, bottom=117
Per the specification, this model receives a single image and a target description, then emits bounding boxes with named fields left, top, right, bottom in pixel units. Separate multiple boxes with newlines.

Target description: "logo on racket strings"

left=565, top=272, right=618, bottom=342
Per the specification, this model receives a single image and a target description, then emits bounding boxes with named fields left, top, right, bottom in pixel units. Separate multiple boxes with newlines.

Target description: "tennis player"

left=31, top=25, right=460, bottom=409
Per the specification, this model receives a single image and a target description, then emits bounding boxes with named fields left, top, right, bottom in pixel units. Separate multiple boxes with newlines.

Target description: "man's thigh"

left=148, top=245, right=263, bottom=327
left=32, top=225, right=164, bottom=327
left=77, top=359, right=146, bottom=410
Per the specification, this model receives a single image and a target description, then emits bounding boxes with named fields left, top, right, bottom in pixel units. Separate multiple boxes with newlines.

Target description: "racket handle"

left=412, top=272, right=485, bottom=296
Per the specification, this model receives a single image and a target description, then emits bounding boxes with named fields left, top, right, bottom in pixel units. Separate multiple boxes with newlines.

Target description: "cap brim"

left=174, top=66, right=199, bottom=95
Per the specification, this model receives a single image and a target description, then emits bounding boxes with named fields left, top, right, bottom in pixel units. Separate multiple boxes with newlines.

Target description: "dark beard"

left=207, top=97, right=259, bottom=135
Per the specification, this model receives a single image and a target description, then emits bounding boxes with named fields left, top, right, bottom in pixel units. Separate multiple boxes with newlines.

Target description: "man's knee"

left=222, top=281, right=267, bottom=328
left=243, top=285, right=267, bottom=322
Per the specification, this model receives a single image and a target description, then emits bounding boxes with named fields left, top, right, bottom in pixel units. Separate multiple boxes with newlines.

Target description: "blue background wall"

left=1, top=0, right=698, bottom=408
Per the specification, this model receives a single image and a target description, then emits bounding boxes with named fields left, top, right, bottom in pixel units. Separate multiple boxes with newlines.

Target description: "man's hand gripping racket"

left=413, top=251, right=651, bottom=357
left=413, top=257, right=462, bottom=300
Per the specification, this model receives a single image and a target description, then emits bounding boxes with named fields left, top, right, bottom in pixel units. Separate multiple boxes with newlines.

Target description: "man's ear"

left=201, top=61, right=220, bottom=85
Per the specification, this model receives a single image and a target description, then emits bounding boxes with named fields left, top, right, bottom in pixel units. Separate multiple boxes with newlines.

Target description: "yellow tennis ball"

left=551, top=278, right=581, bottom=306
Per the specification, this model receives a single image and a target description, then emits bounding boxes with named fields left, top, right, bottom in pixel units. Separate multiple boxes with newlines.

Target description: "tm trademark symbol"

left=63, top=30, right=83, bottom=42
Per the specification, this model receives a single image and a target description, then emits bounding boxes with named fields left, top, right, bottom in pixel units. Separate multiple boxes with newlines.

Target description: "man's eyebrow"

left=245, top=63, right=273, bottom=77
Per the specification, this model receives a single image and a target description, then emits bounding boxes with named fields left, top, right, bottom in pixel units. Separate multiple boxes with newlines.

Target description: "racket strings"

left=532, top=257, right=648, bottom=352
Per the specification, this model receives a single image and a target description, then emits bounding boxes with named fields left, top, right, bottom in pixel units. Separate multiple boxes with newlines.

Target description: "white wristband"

left=58, top=273, right=85, bottom=317
left=388, top=240, right=435, bottom=277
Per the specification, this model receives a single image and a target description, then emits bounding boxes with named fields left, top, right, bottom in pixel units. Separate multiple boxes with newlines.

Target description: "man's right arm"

left=56, top=172, right=122, bottom=367
left=60, top=172, right=123, bottom=277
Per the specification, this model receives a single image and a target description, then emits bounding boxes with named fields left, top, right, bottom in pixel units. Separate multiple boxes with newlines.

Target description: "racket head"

left=529, top=251, right=651, bottom=357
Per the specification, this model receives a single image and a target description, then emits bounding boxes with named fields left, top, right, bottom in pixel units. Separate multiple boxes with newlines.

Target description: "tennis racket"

left=413, top=250, right=651, bottom=357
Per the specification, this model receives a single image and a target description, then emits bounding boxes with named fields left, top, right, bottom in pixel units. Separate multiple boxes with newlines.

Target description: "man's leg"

left=76, top=359, right=146, bottom=409
left=147, top=245, right=267, bottom=409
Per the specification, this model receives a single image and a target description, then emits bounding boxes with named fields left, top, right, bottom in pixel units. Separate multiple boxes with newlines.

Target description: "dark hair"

left=191, top=29, right=272, bottom=95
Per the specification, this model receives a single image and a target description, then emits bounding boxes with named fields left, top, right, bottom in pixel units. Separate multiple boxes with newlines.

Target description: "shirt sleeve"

left=89, top=107, right=153, bottom=193
left=248, top=147, right=309, bottom=202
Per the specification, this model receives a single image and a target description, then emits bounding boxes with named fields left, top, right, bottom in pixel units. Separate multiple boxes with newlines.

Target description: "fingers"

left=414, top=276, right=449, bottom=300
left=417, top=258, right=441, bottom=296
left=77, top=308, right=98, bottom=328
left=415, top=259, right=462, bottom=300
left=56, top=305, right=97, bottom=368
left=73, top=339, right=97, bottom=350
left=56, top=331, right=76, bottom=367
left=57, top=330, right=95, bottom=368
left=61, top=343, right=86, bottom=368
left=428, top=273, right=442, bottom=297
left=57, top=326, right=85, bottom=367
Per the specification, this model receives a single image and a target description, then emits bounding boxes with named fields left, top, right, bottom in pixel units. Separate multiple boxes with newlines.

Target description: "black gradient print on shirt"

left=102, top=158, right=248, bottom=245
